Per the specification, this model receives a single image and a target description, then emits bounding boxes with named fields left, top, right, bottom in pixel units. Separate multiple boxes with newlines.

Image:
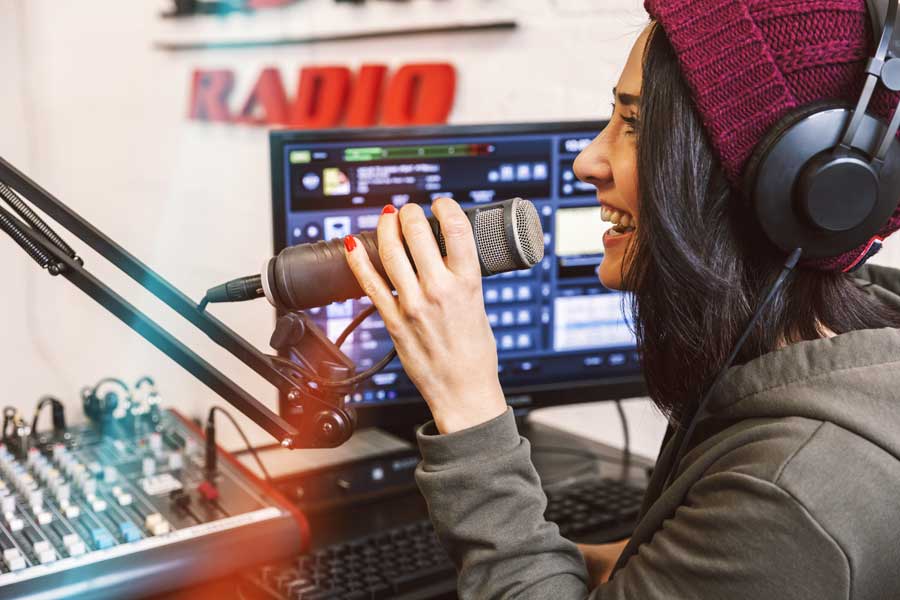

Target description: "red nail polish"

left=382, top=205, right=396, bottom=214
left=344, top=235, right=356, bottom=252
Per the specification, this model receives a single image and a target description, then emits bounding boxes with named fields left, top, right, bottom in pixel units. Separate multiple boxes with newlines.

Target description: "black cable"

left=271, top=348, right=397, bottom=389
left=32, top=396, right=65, bottom=434
left=2, top=407, right=17, bottom=440
left=336, top=304, right=377, bottom=347
left=207, top=406, right=272, bottom=483
left=662, top=248, right=802, bottom=490
left=615, top=399, right=630, bottom=462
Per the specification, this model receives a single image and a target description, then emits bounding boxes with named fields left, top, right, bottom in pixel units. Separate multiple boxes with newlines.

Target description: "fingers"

left=343, top=235, right=401, bottom=328
left=376, top=206, right=420, bottom=296
left=431, top=197, right=480, bottom=277
left=397, top=203, right=446, bottom=280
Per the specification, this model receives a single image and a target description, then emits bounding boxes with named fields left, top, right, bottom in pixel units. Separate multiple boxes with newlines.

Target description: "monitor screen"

left=271, top=122, right=645, bottom=421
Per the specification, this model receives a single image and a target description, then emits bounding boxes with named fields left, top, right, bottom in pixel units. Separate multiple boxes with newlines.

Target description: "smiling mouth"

left=600, top=204, right=635, bottom=236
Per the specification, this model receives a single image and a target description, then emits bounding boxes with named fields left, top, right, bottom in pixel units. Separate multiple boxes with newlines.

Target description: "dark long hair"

left=625, top=24, right=900, bottom=422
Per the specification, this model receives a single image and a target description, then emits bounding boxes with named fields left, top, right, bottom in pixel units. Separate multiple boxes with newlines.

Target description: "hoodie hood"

left=702, top=264, right=900, bottom=461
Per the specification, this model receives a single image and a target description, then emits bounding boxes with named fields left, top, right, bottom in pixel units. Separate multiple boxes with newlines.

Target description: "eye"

left=610, top=103, right=639, bottom=135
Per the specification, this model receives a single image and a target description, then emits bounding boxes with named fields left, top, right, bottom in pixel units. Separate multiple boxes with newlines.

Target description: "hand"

left=577, top=539, right=629, bottom=589
left=344, top=198, right=508, bottom=434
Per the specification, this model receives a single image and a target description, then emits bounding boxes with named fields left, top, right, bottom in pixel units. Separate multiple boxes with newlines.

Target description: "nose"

left=573, top=128, right=613, bottom=189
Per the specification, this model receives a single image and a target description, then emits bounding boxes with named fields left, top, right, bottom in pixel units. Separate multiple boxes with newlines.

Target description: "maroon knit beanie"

left=645, top=0, right=900, bottom=271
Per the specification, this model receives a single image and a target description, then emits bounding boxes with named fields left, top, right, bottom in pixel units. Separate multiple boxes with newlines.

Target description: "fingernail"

left=382, top=205, right=396, bottom=214
left=344, top=235, right=356, bottom=252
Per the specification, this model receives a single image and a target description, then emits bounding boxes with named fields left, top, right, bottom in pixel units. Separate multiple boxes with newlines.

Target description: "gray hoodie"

left=414, top=264, right=900, bottom=599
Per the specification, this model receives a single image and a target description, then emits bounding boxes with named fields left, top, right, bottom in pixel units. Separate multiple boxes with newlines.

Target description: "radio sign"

left=189, top=63, right=456, bottom=128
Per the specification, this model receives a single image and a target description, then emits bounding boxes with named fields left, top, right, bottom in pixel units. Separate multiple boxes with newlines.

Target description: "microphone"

left=203, top=198, right=544, bottom=312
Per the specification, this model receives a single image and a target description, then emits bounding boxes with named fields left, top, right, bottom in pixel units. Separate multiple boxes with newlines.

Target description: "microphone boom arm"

left=0, top=155, right=355, bottom=449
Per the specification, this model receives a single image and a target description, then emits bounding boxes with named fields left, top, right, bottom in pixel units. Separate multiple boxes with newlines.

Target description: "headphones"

left=744, top=0, right=900, bottom=264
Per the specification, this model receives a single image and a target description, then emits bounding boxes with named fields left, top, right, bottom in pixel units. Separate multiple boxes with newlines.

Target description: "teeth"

left=601, top=205, right=634, bottom=229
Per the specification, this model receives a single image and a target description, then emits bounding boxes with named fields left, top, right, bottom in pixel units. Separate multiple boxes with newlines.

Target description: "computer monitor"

left=271, top=122, right=646, bottom=430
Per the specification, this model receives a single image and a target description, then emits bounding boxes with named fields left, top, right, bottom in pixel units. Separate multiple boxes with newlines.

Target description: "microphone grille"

left=512, top=198, right=545, bottom=267
left=474, top=198, right=544, bottom=274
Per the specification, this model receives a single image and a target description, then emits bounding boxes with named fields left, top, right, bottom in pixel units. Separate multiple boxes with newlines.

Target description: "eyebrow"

left=613, top=87, right=641, bottom=106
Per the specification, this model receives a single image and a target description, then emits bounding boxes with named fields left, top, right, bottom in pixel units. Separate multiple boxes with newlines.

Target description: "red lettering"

left=188, top=63, right=456, bottom=128
left=344, top=64, right=387, bottom=128
left=237, top=67, right=289, bottom=125
left=289, top=66, right=351, bottom=129
left=188, top=70, right=235, bottom=122
left=382, top=63, right=456, bottom=126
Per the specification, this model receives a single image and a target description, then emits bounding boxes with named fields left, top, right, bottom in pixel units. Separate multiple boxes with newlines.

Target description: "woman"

left=345, top=1, right=900, bottom=597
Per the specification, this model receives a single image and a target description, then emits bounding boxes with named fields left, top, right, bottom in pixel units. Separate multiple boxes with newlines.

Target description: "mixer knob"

left=7, top=516, right=23, bottom=532
left=145, top=513, right=171, bottom=535
left=29, top=490, right=43, bottom=509
left=103, top=466, right=118, bottom=483
left=52, top=444, right=66, bottom=461
left=1, top=496, right=15, bottom=514
left=67, top=541, right=87, bottom=557
left=56, top=483, right=70, bottom=503
left=3, top=548, right=25, bottom=572
left=26, top=448, right=39, bottom=465
left=185, top=438, right=199, bottom=456
left=82, top=479, right=97, bottom=497
left=19, top=473, right=36, bottom=493
left=149, top=433, right=163, bottom=455
left=142, top=457, right=156, bottom=478
left=168, top=453, right=184, bottom=471
left=2, top=548, right=20, bottom=563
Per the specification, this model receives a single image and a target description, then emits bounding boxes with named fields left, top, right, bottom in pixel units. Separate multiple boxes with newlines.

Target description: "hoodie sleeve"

left=415, top=408, right=851, bottom=600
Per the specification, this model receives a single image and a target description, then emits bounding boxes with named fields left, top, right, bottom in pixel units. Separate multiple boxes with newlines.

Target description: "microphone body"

left=262, top=198, right=543, bottom=311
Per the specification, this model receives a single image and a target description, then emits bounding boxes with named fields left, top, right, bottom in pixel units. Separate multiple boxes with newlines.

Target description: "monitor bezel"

left=270, top=121, right=647, bottom=429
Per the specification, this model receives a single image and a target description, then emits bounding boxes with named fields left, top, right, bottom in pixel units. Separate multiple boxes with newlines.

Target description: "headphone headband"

left=745, top=0, right=900, bottom=266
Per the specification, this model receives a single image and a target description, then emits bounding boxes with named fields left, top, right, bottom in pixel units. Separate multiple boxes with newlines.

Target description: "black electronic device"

left=269, top=122, right=647, bottom=432
left=0, top=385, right=307, bottom=600
left=243, top=477, right=646, bottom=600
left=745, top=0, right=900, bottom=265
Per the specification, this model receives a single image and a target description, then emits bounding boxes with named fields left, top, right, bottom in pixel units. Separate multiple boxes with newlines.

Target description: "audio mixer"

left=0, top=390, right=307, bottom=600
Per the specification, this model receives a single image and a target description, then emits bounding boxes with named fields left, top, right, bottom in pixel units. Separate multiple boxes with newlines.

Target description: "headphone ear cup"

left=744, top=100, right=900, bottom=258
left=742, top=100, right=850, bottom=204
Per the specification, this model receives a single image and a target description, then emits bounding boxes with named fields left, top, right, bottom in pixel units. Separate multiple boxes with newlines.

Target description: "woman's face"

left=573, top=24, right=651, bottom=291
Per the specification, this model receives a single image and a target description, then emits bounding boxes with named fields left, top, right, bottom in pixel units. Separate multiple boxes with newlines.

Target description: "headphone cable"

left=662, top=248, right=802, bottom=490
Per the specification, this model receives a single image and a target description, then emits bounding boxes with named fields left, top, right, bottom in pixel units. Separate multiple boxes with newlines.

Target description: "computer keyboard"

left=244, top=477, right=646, bottom=600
